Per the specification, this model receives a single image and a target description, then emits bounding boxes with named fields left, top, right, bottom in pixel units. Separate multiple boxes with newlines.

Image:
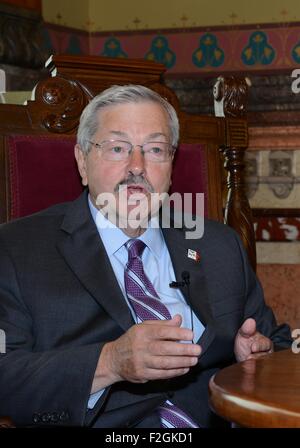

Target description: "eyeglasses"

left=86, top=140, right=175, bottom=163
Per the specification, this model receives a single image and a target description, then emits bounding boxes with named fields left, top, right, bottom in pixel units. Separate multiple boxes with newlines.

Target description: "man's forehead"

left=94, top=103, right=170, bottom=138
left=96, top=100, right=167, bottom=116
left=106, top=130, right=168, bottom=139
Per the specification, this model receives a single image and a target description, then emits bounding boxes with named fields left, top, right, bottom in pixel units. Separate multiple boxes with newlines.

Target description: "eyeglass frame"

left=85, top=139, right=176, bottom=162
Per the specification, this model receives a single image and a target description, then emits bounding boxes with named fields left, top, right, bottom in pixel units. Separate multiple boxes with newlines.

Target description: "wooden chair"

left=0, top=55, right=255, bottom=269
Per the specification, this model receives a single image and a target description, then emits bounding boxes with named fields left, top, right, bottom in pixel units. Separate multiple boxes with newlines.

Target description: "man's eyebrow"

left=109, top=131, right=128, bottom=138
left=146, top=132, right=168, bottom=140
left=108, top=131, right=168, bottom=141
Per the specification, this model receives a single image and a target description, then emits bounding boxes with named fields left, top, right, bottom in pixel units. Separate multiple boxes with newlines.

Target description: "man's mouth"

left=119, top=184, right=149, bottom=196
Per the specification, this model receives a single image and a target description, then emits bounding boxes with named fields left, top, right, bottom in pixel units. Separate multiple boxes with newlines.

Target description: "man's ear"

left=74, top=144, right=88, bottom=186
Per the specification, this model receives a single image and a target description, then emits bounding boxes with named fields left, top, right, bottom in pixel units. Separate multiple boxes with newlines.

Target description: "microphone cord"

left=181, top=271, right=194, bottom=344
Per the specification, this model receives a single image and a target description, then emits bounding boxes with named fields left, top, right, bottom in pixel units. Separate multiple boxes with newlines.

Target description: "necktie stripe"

left=158, top=410, right=195, bottom=428
left=159, top=401, right=199, bottom=427
left=124, top=239, right=199, bottom=429
left=128, top=259, right=158, bottom=297
left=125, top=260, right=171, bottom=320
left=128, top=300, right=159, bottom=321
left=126, top=274, right=171, bottom=320
left=126, top=267, right=159, bottom=300
left=127, top=293, right=170, bottom=320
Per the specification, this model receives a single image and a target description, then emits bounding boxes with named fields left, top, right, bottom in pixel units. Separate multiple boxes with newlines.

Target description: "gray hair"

left=76, top=84, right=179, bottom=153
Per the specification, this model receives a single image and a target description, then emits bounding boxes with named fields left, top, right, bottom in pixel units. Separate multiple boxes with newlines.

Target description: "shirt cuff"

left=88, top=388, right=105, bottom=409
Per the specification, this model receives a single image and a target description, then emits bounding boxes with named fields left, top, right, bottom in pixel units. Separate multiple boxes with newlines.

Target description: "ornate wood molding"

left=223, top=146, right=257, bottom=269
left=214, top=76, right=256, bottom=270
left=249, top=125, right=300, bottom=150
left=167, top=73, right=300, bottom=127
left=31, top=76, right=93, bottom=133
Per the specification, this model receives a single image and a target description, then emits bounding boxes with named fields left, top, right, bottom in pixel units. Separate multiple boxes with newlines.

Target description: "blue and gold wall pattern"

left=145, top=35, right=176, bottom=69
left=101, top=37, right=128, bottom=58
left=241, top=31, right=275, bottom=65
left=292, top=40, right=300, bottom=64
left=192, top=33, right=224, bottom=68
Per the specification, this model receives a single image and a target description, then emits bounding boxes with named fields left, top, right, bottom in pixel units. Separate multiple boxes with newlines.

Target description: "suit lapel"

left=56, top=191, right=134, bottom=332
left=162, top=226, right=216, bottom=355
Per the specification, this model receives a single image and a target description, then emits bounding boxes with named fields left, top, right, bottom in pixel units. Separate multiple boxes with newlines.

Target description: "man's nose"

left=126, top=146, right=145, bottom=175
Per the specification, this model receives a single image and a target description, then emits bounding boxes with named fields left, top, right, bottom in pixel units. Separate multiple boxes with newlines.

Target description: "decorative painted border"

left=43, top=22, right=300, bottom=75
left=254, top=217, right=300, bottom=241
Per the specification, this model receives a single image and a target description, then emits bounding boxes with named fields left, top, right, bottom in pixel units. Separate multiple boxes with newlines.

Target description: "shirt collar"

left=88, top=195, right=164, bottom=259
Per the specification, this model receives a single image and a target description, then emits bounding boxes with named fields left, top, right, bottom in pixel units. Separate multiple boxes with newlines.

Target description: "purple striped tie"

left=124, top=239, right=199, bottom=428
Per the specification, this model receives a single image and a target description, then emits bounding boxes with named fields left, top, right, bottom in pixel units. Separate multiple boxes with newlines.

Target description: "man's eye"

left=150, top=147, right=162, bottom=154
left=111, top=146, right=123, bottom=153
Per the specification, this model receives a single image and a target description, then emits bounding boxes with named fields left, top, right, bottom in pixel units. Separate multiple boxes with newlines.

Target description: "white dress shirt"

left=88, top=196, right=204, bottom=409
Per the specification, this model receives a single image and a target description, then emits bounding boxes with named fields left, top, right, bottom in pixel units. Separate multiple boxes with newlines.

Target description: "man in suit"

left=0, top=85, right=291, bottom=428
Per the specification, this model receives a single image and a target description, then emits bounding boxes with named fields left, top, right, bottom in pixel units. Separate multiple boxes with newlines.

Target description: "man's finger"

left=143, top=367, right=191, bottom=381
left=238, top=318, right=256, bottom=338
left=246, top=351, right=272, bottom=361
left=143, top=314, right=182, bottom=327
left=251, top=338, right=273, bottom=353
left=149, top=340, right=202, bottom=357
left=154, top=325, right=194, bottom=342
left=146, top=355, right=199, bottom=370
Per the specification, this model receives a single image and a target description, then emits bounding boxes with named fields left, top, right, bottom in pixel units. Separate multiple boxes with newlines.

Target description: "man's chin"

left=118, top=209, right=150, bottom=229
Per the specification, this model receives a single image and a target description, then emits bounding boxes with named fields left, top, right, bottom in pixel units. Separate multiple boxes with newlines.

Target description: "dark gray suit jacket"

left=0, top=191, right=291, bottom=428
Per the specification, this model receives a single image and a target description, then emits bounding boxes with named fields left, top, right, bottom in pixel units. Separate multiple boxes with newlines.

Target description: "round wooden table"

left=209, top=349, right=300, bottom=427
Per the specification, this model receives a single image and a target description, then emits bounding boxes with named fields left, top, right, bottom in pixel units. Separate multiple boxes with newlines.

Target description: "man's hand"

left=234, top=318, right=273, bottom=362
left=91, top=314, right=201, bottom=393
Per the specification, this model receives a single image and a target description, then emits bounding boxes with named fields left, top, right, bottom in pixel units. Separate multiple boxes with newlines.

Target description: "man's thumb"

left=239, top=318, right=256, bottom=338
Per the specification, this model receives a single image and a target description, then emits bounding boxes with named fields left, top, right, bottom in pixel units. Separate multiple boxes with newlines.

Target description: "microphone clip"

left=169, top=280, right=185, bottom=288
left=169, top=271, right=190, bottom=288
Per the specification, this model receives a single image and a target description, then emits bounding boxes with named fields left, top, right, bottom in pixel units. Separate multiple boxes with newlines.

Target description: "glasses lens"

left=96, top=140, right=173, bottom=162
left=143, top=142, right=173, bottom=162
left=101, top=141, right=131, bottom=161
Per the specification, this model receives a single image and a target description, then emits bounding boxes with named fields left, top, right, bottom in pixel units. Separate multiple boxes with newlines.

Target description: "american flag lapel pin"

left=187, top=249, right=200, bottom=262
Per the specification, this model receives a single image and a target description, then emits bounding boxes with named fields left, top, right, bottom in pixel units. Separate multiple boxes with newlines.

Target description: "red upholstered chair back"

left=170, top=143, right=208, bottom=217
left=6, top=135, right=82, bottom=220
left=5, top=136, right=208, bottom=220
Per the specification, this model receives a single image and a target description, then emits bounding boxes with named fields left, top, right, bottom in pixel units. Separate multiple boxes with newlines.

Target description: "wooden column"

left=214, top=76, right=256, bottom=271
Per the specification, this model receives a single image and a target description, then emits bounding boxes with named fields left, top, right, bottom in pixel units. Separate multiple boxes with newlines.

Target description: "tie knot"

left=125, top=239, right=146, bottom=260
